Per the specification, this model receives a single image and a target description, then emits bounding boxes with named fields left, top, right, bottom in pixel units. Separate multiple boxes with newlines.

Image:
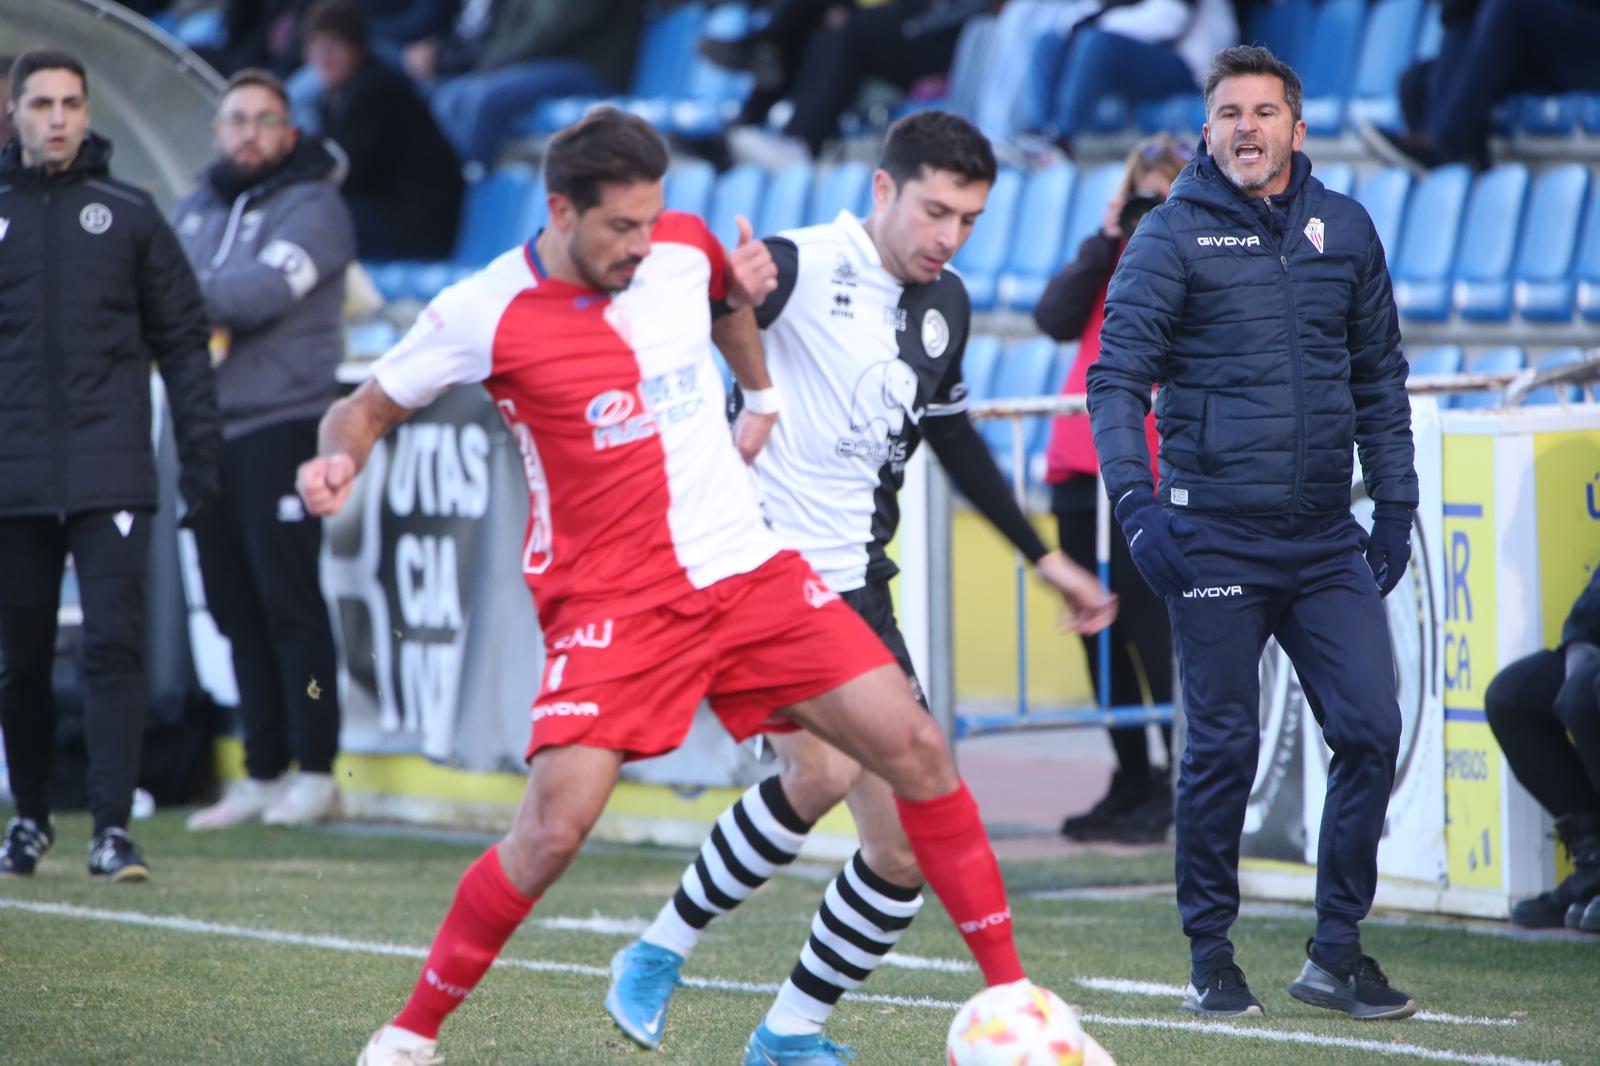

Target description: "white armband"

left=742, top=385, right=781, bottom=415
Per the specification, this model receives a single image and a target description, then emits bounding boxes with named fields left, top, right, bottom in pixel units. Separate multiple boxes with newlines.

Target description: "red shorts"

left=525, top=550, right=896, bottom=761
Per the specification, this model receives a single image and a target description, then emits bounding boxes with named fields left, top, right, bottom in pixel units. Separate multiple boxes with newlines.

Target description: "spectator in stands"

left=403, top=0, right=645, bottom=168
left=725, top=0, right=981, bottom=168
left=1358, top=0, right=1600, bottom=174
left=216, top=0, right=311, bottom=76
left=1035, top=134, right=1190, bottom=844
left=285, top=0, right=455, bottom=132
left=1485, top=568, right=1600, bottom=932
left=172, top=69, right=352, bottom=831
left=1088, top=45, right=1421, bottom=1020
left=1020, top=0, right=1238, bottom=152
left=0, top=49, right=220, bottom=882
left=304, top=0, right=464, bottom=260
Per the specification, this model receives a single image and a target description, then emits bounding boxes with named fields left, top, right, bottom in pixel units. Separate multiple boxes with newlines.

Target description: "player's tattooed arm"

left=297, top=378, right=415, bottom=516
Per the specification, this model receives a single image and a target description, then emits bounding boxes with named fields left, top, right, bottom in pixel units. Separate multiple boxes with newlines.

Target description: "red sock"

left=393, top=846, right=538, bottom=1038
left=895, top=783, right=1025, bottom=986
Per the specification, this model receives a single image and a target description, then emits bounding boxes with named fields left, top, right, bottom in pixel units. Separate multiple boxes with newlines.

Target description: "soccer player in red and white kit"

left=298, top=108, right=1040, bottom=1066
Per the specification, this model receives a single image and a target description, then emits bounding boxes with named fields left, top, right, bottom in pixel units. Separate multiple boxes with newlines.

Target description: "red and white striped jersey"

left=372, top=211, right=780, bottom=632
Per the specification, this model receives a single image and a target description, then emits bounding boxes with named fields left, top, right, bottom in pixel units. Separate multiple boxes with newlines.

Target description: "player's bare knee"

left=879, top=716, right=956, bottom=799
left=860, top=833, right=922, bottom=888
left=780, top=746, right=860, bottom=822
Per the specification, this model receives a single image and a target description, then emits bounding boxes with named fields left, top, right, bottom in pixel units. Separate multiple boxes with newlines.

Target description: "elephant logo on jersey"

left=847, top=359, right=921, bottom=439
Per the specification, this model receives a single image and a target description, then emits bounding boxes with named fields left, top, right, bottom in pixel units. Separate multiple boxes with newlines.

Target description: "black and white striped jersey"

left=748, top=210, right=972, bottom=592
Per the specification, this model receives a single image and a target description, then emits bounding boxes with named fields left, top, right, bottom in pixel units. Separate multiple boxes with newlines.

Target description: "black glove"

left=1115, top=490, right=1198, bottom=599
left=178, top=463, right=220, bottom=530
left=1365, top=502, right=1412, bottom=598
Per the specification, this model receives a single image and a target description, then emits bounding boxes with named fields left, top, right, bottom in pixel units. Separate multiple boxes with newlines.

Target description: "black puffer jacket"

left=0, top=133, right=219, bottom=517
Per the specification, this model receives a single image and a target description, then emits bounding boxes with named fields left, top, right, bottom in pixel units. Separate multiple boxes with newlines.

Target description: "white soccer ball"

left=946, top=981, right=1090, bottom=1066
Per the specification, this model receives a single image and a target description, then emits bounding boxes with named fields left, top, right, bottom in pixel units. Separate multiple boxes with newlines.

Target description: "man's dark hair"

left=10, top=48, right=88, bottom=101
left=878, top=110, right=997, bottom=189
left=1203, top=45, right=1303, bottom=122
left=543, top=107, right=669, bottom=213
left=224, top=67, right=291, bottom=110
left=304, top=0, right=370, bottom=52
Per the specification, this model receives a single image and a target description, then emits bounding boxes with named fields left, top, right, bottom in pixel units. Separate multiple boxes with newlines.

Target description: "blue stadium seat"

left=664, top=159, right=717, bottom=219
left=757, top=164, right=814, bottom=236
left=1298, top=0, right=1368, bottom=135
left=981, top=337, right=1058, bottom=483
left=970, top=0, right=1056, bottom=143
left=1453, top=163, right=1530, bottom=321
left=937, top=13, right=999, bottom=122
left=960, top=333, right=1004, bottom=403
left=1517, top=94, right=1582, bottom=137
left=996, top=163, right=1077, bottom=311
left=1059, top=165, right=1125, bottom=259
left=454, top=167, right=539, bottom=266
left=671, top=4, right=754, bottom=137
left=1575, top=178, right=1600, bottom=324
left=533, top=5, right=707, bottom=134
left=1413, top=0, right=1443, bottom=60
left=1408, top=345, right=1463, bottom=378
left=364, top=261, right=416, bottom=304
left=1513, top=164, right=1589, bottom=321
left=1244, top=0, right=1317, bottom=65
left=953, top=167, right=1024, bottom=311
left=1318, top=162, right=1355, bottom=198
left=512, top=175, right=548, bottom=244
left=808, top=161, right=873, bottom=227
left=1345, top=0, right=1425, bottom=130
left=707, top=164, right=767, bottom=250
left=1579, top=93, right=1600, bottom=134
left=1522, top=348, right=1586, bottom=406
left=1451, top=346, right=1525, bottom=409
left=1392, top=164, right=1471, bottom=321
left=1353, top=166, right=1411, bottom=261
left=1134, top=95, right=1205, bottom=135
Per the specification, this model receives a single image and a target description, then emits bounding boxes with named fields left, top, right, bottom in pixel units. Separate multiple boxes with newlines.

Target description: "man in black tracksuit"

left=0, top=50, right=220, bottom=882
left=1088, top=46, right=1420, bottom=1020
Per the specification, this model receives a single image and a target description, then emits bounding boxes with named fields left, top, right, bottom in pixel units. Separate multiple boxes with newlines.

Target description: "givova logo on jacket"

left=1196, top=233, right=1259, bottom=248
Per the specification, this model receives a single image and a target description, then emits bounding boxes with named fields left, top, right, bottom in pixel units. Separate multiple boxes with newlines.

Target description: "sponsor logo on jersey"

left=79, top=203, right=113, bottom=235
left=883, top=305, right=907, bottom=332
left=1182, top=585, right=1245, bottom=599
left=550, top=620, right=614, bottom=651
left=531, top=700, right=600, bottom=723
left=921, top=308, right=949, bottom=358
left=585, top=389, right=636, bottom=428
left=589, top=368, right=703, bottom=450
left=1196, top=234, right=1260, bottom=248
left=802, top=578, right=839, bottom=609
left=830, top=291, right=853, bottom=319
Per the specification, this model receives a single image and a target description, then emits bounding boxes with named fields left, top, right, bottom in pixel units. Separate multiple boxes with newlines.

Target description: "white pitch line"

left=1073, top=978, right=1519, bottom=1027
left=0, top=899, right=1554, bottom=1066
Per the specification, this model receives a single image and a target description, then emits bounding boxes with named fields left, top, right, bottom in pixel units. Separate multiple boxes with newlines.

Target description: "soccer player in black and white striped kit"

left=604, top=111, right=1117, bottom=1065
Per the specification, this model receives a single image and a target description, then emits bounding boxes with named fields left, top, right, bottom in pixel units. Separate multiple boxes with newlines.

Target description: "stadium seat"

left=1297, top=0, right=1368, bottom=135
left=1391, top=164, right=1471, bottom=321
left=960, top=333, right=1004, bottom=404
left=1318, top=162, right=1355, bottom=198
left=1133, top=95, right=1205, bottom=135
left=1060, top=165, right=1125, bottom=259
left=1408, top=345, right=1463, bottom=378
left=1517, top=94, right=1582, bottom=137
left=364, top=261, right=416, bottom=304
left=707, top=164, right=767, bottom=250
left=1574, top=178, right=1600, bottom=324
left=1579, top=93, right=1600, bottom=134
left=1413, top=0, right=1444, bottom=61
left=664, top=158, right=717, bottom=219
left=808, top=161, right=873, bottom=227
left=454, top=167, right=539, bottom=266
left=756, top=163, right=814, bottom=236
left=670, top=3, right=754, bottom=137
left=1513, top=164, right=1589, bottom=321
left=1521, top=347, right=1586, bottom=406
left=532, top=5, right=707, bottom=134
left=995, top=163, right=1078, bottom=311
left=970, top=0, right=1056, bottom=143
left=1244, top=0, right=1317, bottom=65
left=981, top=337, right=1058, bottom=483
left=952, top=167, right=1024, bottom=310
left=1451, top=346, right=1525, bottom=409
left=1453, top=163, right=1530, bottom=321
left=1345, top=0, right=1426, bottom=130
left=1353, top=166, right=1411, bottom=261
left=935, top=13, right=999, bottom=123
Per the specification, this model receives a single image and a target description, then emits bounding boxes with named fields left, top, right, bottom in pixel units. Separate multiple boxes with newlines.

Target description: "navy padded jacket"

left=1086, top=150, right=1417, bottom=517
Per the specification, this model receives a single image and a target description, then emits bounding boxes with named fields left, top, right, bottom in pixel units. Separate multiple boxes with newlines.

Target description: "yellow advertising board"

left=1441, top=434, right=1502, bottom=890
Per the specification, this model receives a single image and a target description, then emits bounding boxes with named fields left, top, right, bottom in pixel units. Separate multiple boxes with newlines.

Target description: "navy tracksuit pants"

left=1167, top=510, right=1401, bottom=970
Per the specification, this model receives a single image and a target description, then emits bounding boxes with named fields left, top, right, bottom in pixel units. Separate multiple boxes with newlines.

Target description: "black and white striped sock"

left=641, top=774, right=812, bottom=957
left=763, top=851, right=924, bottom=1035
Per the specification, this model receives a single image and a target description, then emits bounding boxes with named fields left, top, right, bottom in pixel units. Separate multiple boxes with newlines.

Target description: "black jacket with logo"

left=0, top=133, right=220, bottom=518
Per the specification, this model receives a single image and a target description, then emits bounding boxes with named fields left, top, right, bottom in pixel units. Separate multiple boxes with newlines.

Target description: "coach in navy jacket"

left=1087, top=46, right=1421, bottom=1022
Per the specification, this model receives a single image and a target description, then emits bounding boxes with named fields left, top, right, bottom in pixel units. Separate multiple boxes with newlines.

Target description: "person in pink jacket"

left=1034, top=135, right=1190, bottom=843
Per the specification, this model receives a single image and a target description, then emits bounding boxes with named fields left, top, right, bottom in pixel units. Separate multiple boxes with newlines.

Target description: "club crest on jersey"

left=921, top=308, right=949, bottom=358
left=1304, top=216, right=1325, bottom=254
left=832, top=253, right=858, bottom=286
left=79, top=203, right=113, bottom=235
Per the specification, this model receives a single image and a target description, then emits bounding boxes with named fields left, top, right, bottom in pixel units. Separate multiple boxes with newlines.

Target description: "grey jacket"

left=173, top=137, right=356, bottom=440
